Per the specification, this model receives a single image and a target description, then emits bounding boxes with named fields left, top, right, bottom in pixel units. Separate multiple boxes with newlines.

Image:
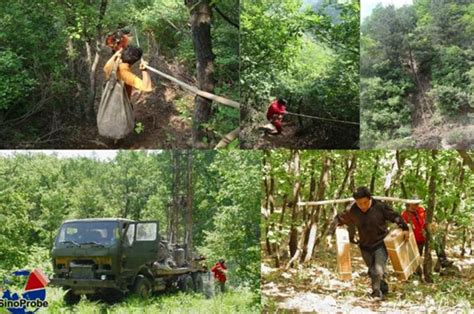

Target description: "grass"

left=41, top=287, right=260, bottom=314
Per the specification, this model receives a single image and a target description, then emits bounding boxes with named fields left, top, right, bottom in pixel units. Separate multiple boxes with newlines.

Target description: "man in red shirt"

left=211, top=259, right=227, bottom=293
left=266, top=98, right=288, bottom=134
left=401, top=198, right=426, bottom=255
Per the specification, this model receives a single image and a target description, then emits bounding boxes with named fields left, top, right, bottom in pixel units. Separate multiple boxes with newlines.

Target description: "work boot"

left=380, top=280, right=389, bottom=295
left=369, top=289, right=384, bottom=301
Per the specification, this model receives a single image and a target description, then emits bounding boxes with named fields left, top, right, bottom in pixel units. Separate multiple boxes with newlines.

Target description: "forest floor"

left=262, top=247, right=473, bottom=313
left=246, top=121, right=359, bottom=149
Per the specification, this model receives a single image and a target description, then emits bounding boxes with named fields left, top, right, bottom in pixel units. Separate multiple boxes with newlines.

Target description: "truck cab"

left=51, top=218, right=204, bottom=304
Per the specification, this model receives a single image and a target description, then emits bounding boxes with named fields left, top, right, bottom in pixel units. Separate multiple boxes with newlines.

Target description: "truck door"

left=121, top=221, right=160, bottom=276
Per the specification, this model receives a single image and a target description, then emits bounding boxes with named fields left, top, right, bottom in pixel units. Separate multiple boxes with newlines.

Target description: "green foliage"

left=0, top=0, right=238, bottom=144
left=361, top=1, right=474, bottom=148
left=431, top=46, right=471, bottom=88
left=0, top=150, right=260, bottom=293
left=195, top=151, right=262, bottom=291
left=241, top=0, right=359, bottom=145
left=0, top=50, right=36, bottom=110
left=262, top=150, right=473, bottom=272
left=361, top=77, right=412, bottom=147
left=428, top=85, right=471, bottom=117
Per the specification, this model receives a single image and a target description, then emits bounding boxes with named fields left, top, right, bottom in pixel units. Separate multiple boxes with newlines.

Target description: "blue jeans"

left=360, top=245, right=388, bottom=293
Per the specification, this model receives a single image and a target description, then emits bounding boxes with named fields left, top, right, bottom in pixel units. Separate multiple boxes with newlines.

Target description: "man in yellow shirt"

left=103, top=46, right=153, bottom=99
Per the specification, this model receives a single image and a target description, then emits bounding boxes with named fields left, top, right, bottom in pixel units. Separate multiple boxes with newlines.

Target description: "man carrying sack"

left=97, top=46, right=153, bottom=140
left=329, top=187, right=409, bottom=300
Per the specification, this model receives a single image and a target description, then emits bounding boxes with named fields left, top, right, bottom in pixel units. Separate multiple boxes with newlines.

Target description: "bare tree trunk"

left=423, top=150, right=438, bottom=283
left=289, top=150, right=301, bottom=258
left=170, top=151, right=181, bottom=243
left=274, top=194, right=288, bottom=268
left=441, top=161, right=465, bottom=253
left=301, top=160, right=317, bottom=260
left=370, top=155, right=380, bottom=194
left=384, top=152, right=399, bottom=196
left=457, top=150, right=474, bottom=171
left=187, top=0, right=215, bottom=147
left=304, top=156, right=331, bottom=263
left=263, top=151, right=272, bottom=255
left=87, top=0, right=108, bottom=117
left=185, top=151, right=193, bottom=262
left=461, top=227, right=466, bottom=257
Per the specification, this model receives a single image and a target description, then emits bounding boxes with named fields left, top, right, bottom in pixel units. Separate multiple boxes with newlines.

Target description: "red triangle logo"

left=24, top=269, right=49, bottom=291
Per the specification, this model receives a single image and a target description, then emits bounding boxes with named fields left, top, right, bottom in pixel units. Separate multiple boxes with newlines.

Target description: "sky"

left=361, top=0, right=413, bottom=20
left=0, top=150, right=129, bottom=161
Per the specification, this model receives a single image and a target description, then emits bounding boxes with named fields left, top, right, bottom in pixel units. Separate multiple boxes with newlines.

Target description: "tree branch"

left=212, top=5, right=239, bottom=29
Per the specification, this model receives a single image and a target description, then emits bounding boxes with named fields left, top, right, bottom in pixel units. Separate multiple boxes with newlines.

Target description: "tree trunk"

left=370, top=155, right=380, bottom=193
left=170, top=151, right=181, bottom=243
left=185, top=151, right=193, bottom=262
left=289, top=150, right=301, bottom=258
left=423, top=150, right=438, bottom=283
left=274, top=194, right=288, bottom=268
left=187, top=0, right=215, bottom=147
left=263, top=151, right=272, bottom=255
left=384, top=152, right=399, bottom=196
left=304, top=156, right=331, bottom=263
left=457, top=150, right=474, bottom=171
left=440, top=160, right=465, bottom=253
left=87, top=0, right=108, bottom=117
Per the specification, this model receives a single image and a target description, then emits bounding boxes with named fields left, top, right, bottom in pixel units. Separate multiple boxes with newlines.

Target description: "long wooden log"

left=145, top=65, right=240, bottom=109
left=298, top=196, right=423, bottom=206
left=214, top=128, right=239, bottom=149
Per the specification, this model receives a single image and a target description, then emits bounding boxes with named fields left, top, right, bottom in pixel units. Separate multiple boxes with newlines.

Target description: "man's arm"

left=327, top=207, right=354, bottom=235
left=139, top=60, right=153, bottom=92
left=277, top=105, right=287, bottom=114
left=120, top=62, right=153, bottom=93
left=383, top=203, right=409, bottom=230
left=104, top=49, right=122, bottom=75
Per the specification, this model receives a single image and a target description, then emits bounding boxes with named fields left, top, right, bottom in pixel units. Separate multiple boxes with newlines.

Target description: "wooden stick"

left=298, top=196, right=422, bottom=206
left=215, top=128, right=239, bottom=149
left=145, top=65, right=240, bottom=109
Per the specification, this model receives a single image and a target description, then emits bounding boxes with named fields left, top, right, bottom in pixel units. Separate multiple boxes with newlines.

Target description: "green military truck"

left=50, top=218, right=207, bottom=304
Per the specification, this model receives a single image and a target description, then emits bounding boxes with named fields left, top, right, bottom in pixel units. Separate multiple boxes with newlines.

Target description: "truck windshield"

left=56, top=221, right=120, bottom=247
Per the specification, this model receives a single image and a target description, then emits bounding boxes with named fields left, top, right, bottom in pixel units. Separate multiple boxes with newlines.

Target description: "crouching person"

left=211, top=259, right=227, bottom=294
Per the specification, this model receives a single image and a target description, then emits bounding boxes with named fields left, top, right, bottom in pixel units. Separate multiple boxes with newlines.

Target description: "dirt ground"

left=262, top=246, right=473, bottom=313
left=244, top=120, right=359, bottom=149
left=1, top=56, right=196, bottom=149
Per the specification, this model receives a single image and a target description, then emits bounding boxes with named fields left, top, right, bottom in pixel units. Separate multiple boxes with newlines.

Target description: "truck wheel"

left=192, top=273, right=204, bottom=293
left=133, top=275, right=152, bottom=299
left=178, top=274, right=194, bottom=292
left=64, top=290, right=81, bottom=305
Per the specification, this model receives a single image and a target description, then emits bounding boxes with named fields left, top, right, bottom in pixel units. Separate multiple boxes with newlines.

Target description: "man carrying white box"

left=329, top=186, right=410, bottom=300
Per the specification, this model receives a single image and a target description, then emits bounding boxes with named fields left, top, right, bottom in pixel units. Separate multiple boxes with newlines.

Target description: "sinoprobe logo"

left=0, top=269, right=49, bottom=314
